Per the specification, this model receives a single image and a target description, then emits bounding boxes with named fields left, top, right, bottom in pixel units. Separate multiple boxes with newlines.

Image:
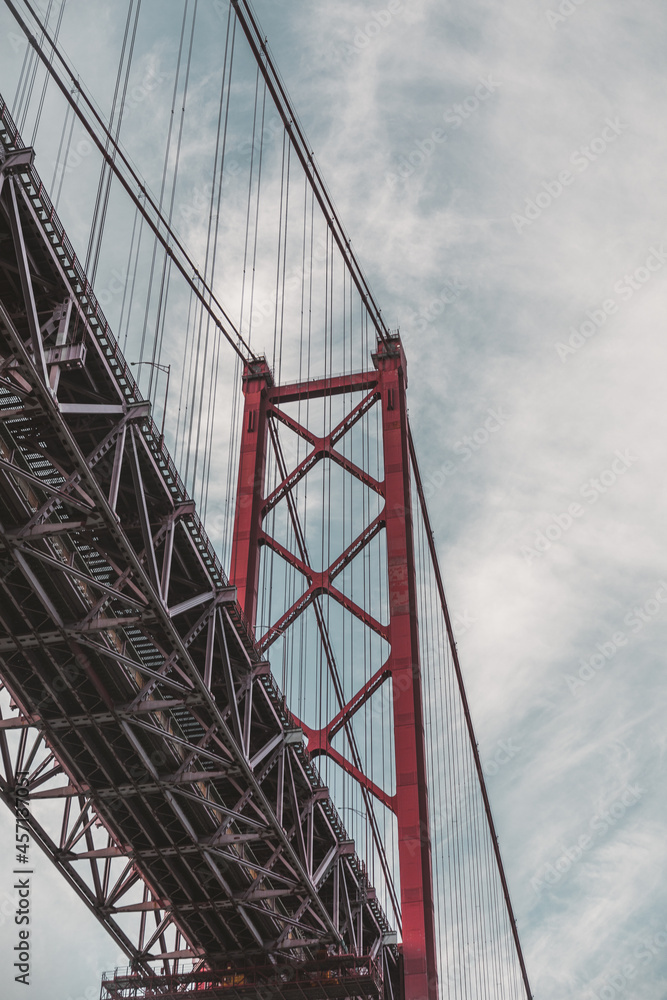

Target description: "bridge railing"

left=100, top=956, right=384, bottom=1000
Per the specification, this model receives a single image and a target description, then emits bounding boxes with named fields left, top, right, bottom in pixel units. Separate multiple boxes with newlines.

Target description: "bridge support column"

left=230, top=357, right=273, bottom=626
left=230, top=338, right=437, bottom=1000
left=373, top=338, right=438, bottom=1000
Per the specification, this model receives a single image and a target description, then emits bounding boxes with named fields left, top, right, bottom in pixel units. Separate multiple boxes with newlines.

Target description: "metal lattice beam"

left=0, top=95, right=396, bottom=984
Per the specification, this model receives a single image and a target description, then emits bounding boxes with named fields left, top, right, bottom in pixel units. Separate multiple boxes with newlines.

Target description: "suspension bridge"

left=0, top=2, right=533, bottom=998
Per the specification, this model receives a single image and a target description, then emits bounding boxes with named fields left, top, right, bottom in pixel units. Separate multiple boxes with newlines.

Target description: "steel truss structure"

left=0, top=98, right=397, bottom=987
left=100, top=956, right=384, bottom=1000
left=231, top=341, right=438, bottom=1000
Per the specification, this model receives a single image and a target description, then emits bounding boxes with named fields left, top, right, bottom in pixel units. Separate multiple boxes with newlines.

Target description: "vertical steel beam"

left=109, top=425, right=126, bottom=512
left=373, top=338, right=438, bottom=1000
left=229, top=358, right=273, bottom=626
left=129, top=426, right=161, bottom=596
left=216, top=609, right=243, bottom=749
left=160, top=520, right=175, bottom=601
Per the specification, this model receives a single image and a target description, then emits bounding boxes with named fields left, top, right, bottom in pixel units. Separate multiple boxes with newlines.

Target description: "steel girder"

left=0, top=96, right=395, bottom=983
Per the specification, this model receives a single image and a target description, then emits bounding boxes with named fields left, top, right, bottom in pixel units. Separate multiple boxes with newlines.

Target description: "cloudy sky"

left=2, top=1, right=667, bottom=998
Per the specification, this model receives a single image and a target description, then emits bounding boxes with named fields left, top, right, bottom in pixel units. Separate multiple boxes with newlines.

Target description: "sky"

left=1, top=1, right=667, bottom=999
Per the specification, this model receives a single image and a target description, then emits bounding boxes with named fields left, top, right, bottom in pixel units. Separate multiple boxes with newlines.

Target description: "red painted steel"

left=230, top=337, right=437, bottom=1000
left=373, top=338, right=438, bottom=1000
left=230, top=358, right=273, bottom=624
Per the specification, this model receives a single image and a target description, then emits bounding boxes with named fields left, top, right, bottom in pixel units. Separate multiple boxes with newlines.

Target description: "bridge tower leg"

left=230, top=337, right=438, bottom=1000
left=229, top=357, right=273, bottom=624
left=373, top=338, right=438, bottom=1000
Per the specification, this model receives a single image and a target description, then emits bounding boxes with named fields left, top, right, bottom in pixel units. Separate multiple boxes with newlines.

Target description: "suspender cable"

left=50, top=89, right=75, bottom=208
left=408, top=420, right=534, bottom=1000
left=85, top=0, right=141, bottom=283
left=202, top=14, right=239, bottom=519
left=149, top=0, right=200, bottom=403
left=5, top=0, right=257, bottom=364
left=175, top=281, right=197, bottom=470
left=230, top=0, right=392, bottom=349
left=267, top=418, right=402, bottom=927
left=118, top=198, right=143, bottom=352
left=139, top=0, right=192, bottom=382
left=11, top=24, right=33, bottom=123
left=29, top=0, right=66, bottom=145
left=13, top=0, right=55, bottom=131
left=272, top=130, right=287, bottom=378
left=239, top=62, right=262, bottom=343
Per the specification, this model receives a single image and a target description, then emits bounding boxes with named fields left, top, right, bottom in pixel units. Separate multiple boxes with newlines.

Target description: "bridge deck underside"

left=0, top=104, right=395, bottom=979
